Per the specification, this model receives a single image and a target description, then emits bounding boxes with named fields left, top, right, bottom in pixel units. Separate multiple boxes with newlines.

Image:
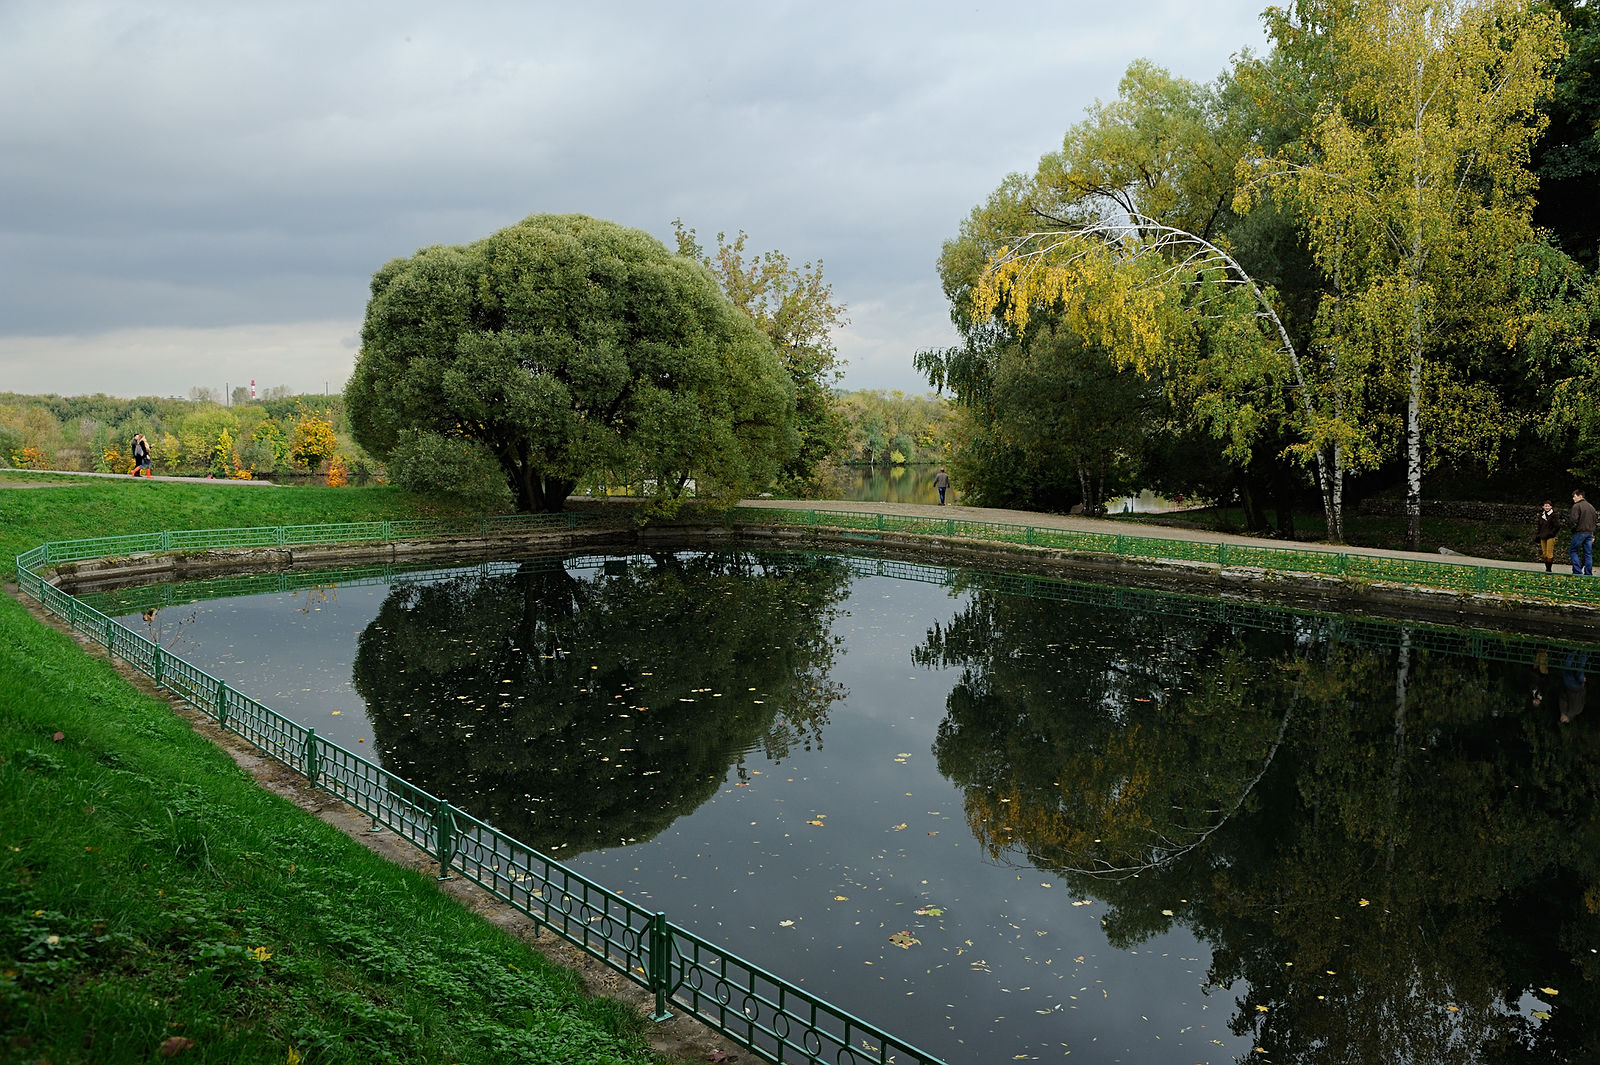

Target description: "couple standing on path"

left=1539, top=490, right=1598, bottom=574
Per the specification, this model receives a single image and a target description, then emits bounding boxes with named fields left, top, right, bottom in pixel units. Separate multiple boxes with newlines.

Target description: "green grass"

left=0, top=479, right=501, bottom=563
left=1, top=480, right=676, bottom=1065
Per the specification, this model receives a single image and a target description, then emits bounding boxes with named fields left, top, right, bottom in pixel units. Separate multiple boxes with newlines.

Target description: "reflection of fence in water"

left=834, top=551, right=1600, bottom=671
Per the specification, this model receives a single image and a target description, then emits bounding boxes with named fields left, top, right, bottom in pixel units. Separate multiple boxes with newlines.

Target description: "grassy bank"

left=1, top=479, right=675, bottom=1065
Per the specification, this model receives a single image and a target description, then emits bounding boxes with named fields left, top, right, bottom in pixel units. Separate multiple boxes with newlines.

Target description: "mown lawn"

left=1, top=478, right=677, bottom=1065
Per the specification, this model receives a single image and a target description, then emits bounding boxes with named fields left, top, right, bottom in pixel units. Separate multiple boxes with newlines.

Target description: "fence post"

left=1218, top=543, right=1228, bottom=568
left=435, top=801, right=458, bottom=880
left=216, top=679, right=229, bottom=730
left=304, top=727, right=320, bottom=785
left=152, top=645, right=164, bottom=687
left=648, top=912, right=673, bottom=1021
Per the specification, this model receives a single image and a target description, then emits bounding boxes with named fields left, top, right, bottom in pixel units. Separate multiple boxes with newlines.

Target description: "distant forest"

left=0, top=386, right=954, bottom=489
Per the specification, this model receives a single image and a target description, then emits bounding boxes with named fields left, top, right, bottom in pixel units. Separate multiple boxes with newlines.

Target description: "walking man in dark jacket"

left=1571, top=489, right=1597, bottom=575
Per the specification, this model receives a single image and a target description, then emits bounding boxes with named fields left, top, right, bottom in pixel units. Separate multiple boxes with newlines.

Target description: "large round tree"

left=346, top=213, right=798, bottom=512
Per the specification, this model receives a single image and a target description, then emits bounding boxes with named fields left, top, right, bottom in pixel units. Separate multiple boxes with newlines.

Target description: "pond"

left=95, top=550, right=1600, bottom=1063
left=836, top=464, right=947, bottom=505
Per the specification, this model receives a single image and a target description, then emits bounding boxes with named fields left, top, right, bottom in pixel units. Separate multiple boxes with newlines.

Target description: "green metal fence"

left=733, top=505, right=1600, bottom=605
left=16, top=507, right=1597, bottom=1065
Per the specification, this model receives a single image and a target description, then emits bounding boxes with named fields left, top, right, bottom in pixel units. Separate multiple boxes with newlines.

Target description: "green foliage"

left=1255, top=0, right=1566, bottom=546
left=346, top=213, right=798, bottom=513
left=672, top=221, right=850, bottom=492
left=833, top=390, right=955, bottom=469
left=386, top=431, right=514, bottom=509
left=1532, top=0, right=1600, bottom=268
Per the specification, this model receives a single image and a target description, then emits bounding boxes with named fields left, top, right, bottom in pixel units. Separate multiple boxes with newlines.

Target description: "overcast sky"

left=0, top=1, right=1269, bottom=400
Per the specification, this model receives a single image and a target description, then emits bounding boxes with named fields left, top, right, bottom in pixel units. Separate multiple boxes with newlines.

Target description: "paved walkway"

left=0, top=468, right=277, bottom=487
left=738, top=498, right=1564, bottom=575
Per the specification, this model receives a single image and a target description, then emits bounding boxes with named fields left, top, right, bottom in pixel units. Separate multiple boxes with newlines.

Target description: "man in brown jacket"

left=1571, top=489, right=1596, bottom=575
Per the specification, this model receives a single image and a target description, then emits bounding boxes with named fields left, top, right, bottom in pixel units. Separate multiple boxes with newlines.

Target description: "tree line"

left=918, top=0, right=1600, bottom=544
left=0, top=391, right=353, bottom=481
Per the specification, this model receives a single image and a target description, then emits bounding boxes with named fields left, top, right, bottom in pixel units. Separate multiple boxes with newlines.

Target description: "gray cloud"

left=0, top=0, right=1267, bottom=396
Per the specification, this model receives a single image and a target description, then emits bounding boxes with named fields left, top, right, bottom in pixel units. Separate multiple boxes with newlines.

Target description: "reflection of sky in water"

left=119, top=560, right=1254, bottom=1062
left=121, top=582, right=391, bottom=755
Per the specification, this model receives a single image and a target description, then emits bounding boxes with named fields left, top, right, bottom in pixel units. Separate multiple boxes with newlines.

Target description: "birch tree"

left=1263, top=0, right=1564, bottom=549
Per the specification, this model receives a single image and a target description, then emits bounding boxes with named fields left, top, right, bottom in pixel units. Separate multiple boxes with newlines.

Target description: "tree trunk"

left=1404, top=343, right=1424, bottom=551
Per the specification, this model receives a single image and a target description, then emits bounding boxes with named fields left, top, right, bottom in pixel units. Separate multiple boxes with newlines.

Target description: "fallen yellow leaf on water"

left=1358, top=898, right=1370, bottom=907
left=1255, top=1005, right=1269, bottom=1012
left=1446, top=1005, right=1460, bottom=1012
left=1532, top=1010, right=1552, bottom=1020
left=1540, top=987, right=1560, bottom=996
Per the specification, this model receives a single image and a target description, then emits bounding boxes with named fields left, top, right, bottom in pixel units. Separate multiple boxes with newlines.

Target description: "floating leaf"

left=834, top=895, right=848, bottom=901
left=779, top=920, right=795, bottom=928
left=888, top=930, right=920, bottom=949
left=1532, top=1009, right=1552, bottom=1020
left=1540, top=987, right=1560, bottom=996
left=892, top=823, right=907, bottom=831
left=1161, top=909, right=1175, bottom=916
left=806, top=819, right=826, bottom=827
left=914, top=905, right=944, bottom=916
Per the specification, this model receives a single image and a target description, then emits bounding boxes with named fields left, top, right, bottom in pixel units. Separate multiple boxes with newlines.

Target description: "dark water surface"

left=100, top=551, right=1600, bottom=1063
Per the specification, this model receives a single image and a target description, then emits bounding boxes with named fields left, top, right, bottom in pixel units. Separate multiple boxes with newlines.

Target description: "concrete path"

left=738, top=498, right=1566, bottom=576
left=0, top=468, right=278, bottom=487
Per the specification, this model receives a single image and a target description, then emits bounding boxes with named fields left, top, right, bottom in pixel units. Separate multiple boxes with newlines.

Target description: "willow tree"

left=346, top=214, right=797, bottom=512
left=1260, top=0, right=1565, bottom=549
left=925, top=63, right=1282, bottom=518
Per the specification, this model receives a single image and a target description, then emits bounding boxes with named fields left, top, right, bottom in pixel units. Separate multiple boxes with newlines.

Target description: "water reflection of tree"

left=915, top=587, right=1293, bottom=879
left=354, top=551, right=850, bottom=855
left=916, top=585, right=1600, bottom=1063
